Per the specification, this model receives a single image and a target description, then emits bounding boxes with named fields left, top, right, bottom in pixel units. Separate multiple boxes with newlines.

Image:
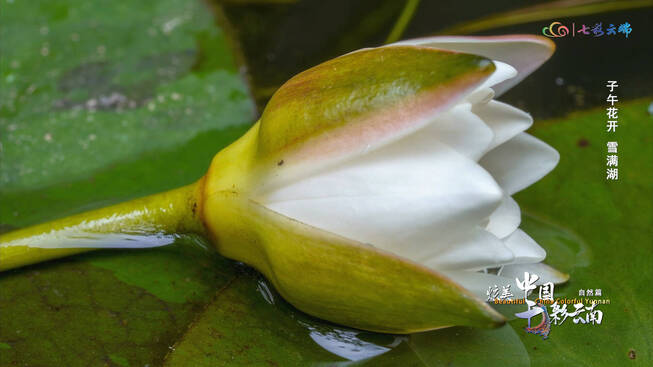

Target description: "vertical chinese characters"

left=606, top=81, right=619, bottom=181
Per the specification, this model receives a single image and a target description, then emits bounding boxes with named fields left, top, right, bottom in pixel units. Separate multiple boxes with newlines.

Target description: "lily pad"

left=0, top=0, right=255, bottom=193
left=163, top=275, right=342, bottom=366
left=164, top=275, right=529, bottom=367
left=0, top=240, right=235, bottom=367
left=510, top=99, right=653, bottom=366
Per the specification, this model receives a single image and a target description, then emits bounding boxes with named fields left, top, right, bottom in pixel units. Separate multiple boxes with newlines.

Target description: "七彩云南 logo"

left=541, top=21, right=632, bottom=38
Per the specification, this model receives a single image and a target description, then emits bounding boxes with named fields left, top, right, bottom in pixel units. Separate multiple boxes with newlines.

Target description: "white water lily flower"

left=2, top=35, right=566, bottom=332
left=258, top=35, right=566, bottom=299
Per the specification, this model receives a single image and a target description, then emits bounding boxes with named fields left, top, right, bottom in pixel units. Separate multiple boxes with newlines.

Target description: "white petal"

left=473, top=100, right=533, bottom=151
left=465, top=61, right=517, bottom=104
left=375, top=220, right=488, bottom=262
left=500, top=263, right=569, bottom=285
left=479, top=133, right=559, bottom=195
left=485, top=195, right=521, bottom=239
left=502, top=229, right=546, bottom=264
left=421, top=228, right=514, bottom=271
left=423, top=103, right=494, bottom=161
left=474, top=61, right=517, bottom=95
left=441, top=270, right=514, bottom=300
left=261, top=137, right=502, bottom=253
left=466, top=88, right=494, bottom=105
left=391, top=35, right=555, bottom=95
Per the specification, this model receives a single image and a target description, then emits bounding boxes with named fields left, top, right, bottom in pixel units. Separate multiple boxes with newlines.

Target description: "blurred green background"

left=1, top=0, right=651, bottom=366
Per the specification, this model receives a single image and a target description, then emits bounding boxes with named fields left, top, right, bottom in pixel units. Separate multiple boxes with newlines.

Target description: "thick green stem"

left=0, top=180, right=205, bottom=271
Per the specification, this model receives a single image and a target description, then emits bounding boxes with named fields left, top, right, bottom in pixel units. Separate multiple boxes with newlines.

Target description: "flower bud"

left=2, top=35, right=566, bottom=334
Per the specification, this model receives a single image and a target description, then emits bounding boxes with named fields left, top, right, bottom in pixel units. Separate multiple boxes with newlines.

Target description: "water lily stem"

left=0, top=180, right=206, bottom=271
left=385, top=0, right=420, bottom=44
left=436, top=0, right=652, bottom=35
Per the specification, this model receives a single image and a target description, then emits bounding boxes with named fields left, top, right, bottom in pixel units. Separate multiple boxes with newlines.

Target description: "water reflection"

left=256, top=278, right=276, bottom=305
left=301, top=321, right=406, bottom=362
left=2, top=231, right=179, bottom=248
left=253, top=275, right=406, bottom=363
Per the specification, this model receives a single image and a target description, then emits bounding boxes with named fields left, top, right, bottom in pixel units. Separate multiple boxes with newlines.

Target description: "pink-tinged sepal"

left=391, top=35, right=555, bottom=96
left=254, top=46, right=495, bottom=189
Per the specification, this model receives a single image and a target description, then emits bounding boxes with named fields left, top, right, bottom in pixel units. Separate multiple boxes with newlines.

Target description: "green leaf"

left=368, top=325, right=530, bottom=367
left=163, top=275, right=527, bottom=367
left=510, top=99, right=653, bottom=366
left=0, top=0, right=255, bottom=193
left=0, top=239, right=238, bottom=366
left=163, top=275, right=342, bottom=366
